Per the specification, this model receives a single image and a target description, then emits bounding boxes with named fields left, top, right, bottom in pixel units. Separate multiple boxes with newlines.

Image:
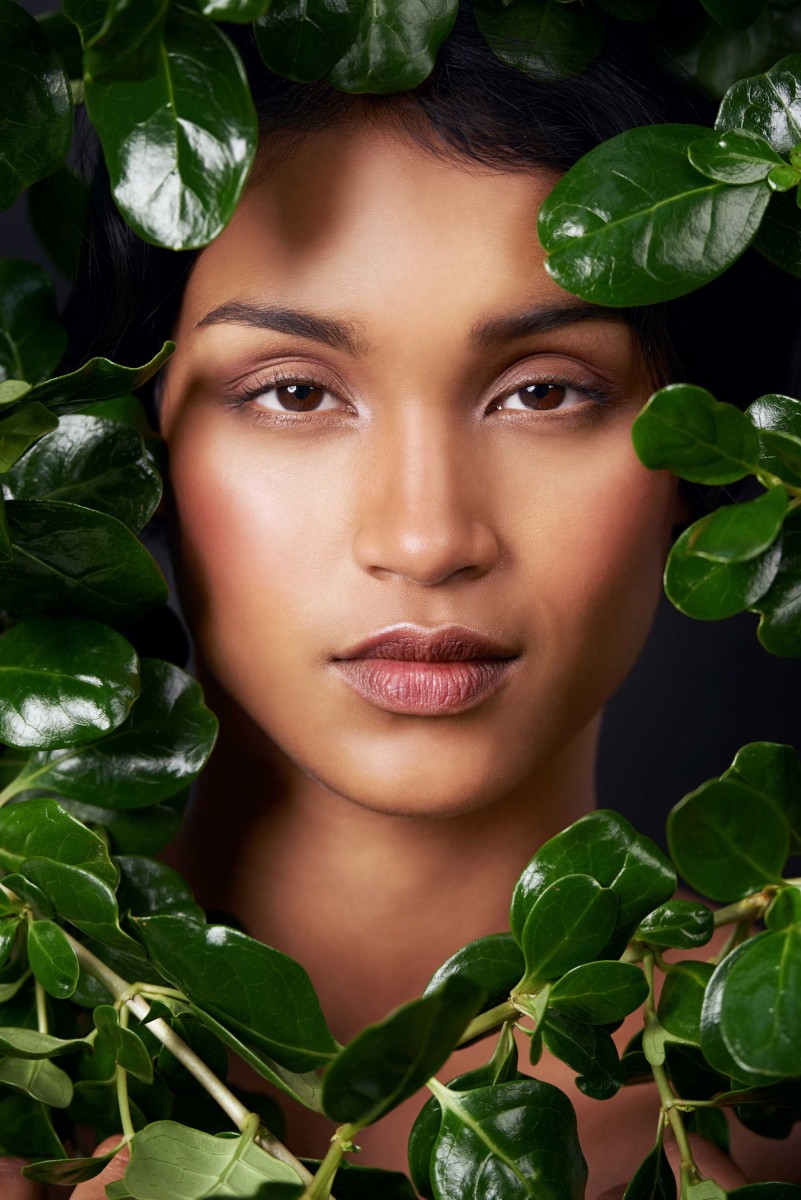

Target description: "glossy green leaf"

left=27, top=165, right=90, bottom=279
left=668, top=776, right=789, bottom=901
left=254, top=0, right=362, bottom=83
left=636, top=900, right=714, bottom=949
left=25, top=342, right=174, bottom=413
left=541, top=1009, right=622, bottom=1100
left=0, top=379, right=32, bottom=407
left=685, top=486, right=787, bottom=564
left=754, top=190, right=801, bottom=276
left=548, top=961, right=648, bottom=1025
left=0, top=615, right=139, bottom=749
left=0, top=500, right=168, bottom=622
left=767, top=162, right=801, bottom=192
left=94, top=1004, right=154, bottom=1083
left=115, top=854, right=198, bottom=919
left=195, top=0, right=271, bottom=20
left=688, top=128, right=782, bottom=184
left=701, top=0, right=766, bottom=32
left=0, top=915, right=21, bottom=966
left=0, top=4, right=72, bottom=209
left=701, top=937, right=782, bottom=1085
left=121, top=1113, right=303, bottom=1198
left=0, top=402, right=60, bottom=472
left=83, top=0, right=170, bottom=83
left=664, top=520, right=781, bottom=620
left=473, top=0, right=603, bottom=83
left=4, top=415, right=163, bottom=532
left=751, top=429, right=801, bottom=488
left=747, top=391, right=801, bottom=437
left=57, top=790, right=189, bottom=855
left=325, top=0, right=457, bottom=94
left=321, top=975, right=485, bottom=1125
left=766, top=886, right=801, bottom=930
left=20, top=857, right=144, bottom=954
left=137, top=914, right=338, bottom=1073
left=26, top=918, right=79, bottom=999
left=517, top=874, right=618, bottom=986
left=621, top=1143, right=675, bottom=1200
left=0, top=1055, right=73, bottom=1107
left=723, top=741, right=801, bottom=840
left=510, top=809, right=675, bottom=959
left=1, top=871, right=55, bottom=917
left=657, top=961, right=714, bottom=1046
left=716, top=55, right=801, bottom=155
left=751, top=507, right=801, bottom=655
left=0, top=796, right=117, bottom=884
left=0, top=1093, right=65, bottom=1159
left=539, top=125, right=770, bottom=306
left=13, top=660, right=217, bottom=809
left=718, top=926, right=801, bottom=1078
left=423, top=930, right=525, bottom=1012
left=0, top=260, right=67, bottom=385
left=84, top=6, right=257, bottom=249
left=430, top=1076, right=587, bottom=1199
left=631, top=384, right=759, bottom=485
left=0, top=1025, right=89, bottom=1058
left=23, top=1141, right=127, bottom=1187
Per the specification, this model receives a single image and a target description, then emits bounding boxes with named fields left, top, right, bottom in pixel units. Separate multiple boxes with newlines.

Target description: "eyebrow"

left=195, top=298, right=627, bottom=355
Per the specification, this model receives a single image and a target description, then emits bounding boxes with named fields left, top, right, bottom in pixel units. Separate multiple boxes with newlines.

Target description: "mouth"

left=330, top=624, right=520, bottom=715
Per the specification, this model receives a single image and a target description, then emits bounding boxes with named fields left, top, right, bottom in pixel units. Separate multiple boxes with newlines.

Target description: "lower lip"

left=332, top=657, right=517, bottom=715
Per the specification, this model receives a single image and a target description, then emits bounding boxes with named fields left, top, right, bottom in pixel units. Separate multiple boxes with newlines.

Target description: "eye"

left=244, top=372, right=344, bottom=413
left=490, top=380, right=592, bottom=413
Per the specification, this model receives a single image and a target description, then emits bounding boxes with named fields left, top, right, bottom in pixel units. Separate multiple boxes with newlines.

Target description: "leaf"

left=137, top=914, right=338, bottom=1073
left=84, top=6, right=257, bottom=250
left=517, top=874, right=618, bottom=986
left=25, top=342, right=174, bottom=413
left=541, top=1010, right=622, bottom=1100
left=37, top=9, right=84, bottom=79
left=27, top=918, right=80, bottom=999
left=325, top=0, right=457, bottom=94
left=121, top=1114, right=303, bottom=1198
left=656, top=961, right=714, bottom=1046
left=473, top=0, right=604, bottom=83
left=423, top=931, right=525, bottom=1012
left=26, top=165, right=90, bottom=279
left=664, top=521, right=781, bottom=620
left=0, top=500, right=168, bottom=623
left=751, top=507, right=801, bottom=655
left=636, top=900, right=714, bottom=950
left=115, top=854, right=198, bottom=919
left=538, top=124, right=771, bottom=306
left=0, top=1093, right=66, bottom=1159
left=1, top=871, right=55, bottom=917
left=195, top=0, right=271, bottom=20
left=631, top=384, right=759, bottom=485
left=700, top=936, right=783, bottom=1085
left=57, top=790, right=189, bottom=855
left=0, top=1025, right=90, bottom=1058
left=716, top=54, right=801, bottom=155
left=766, top=886, right=801, bottom=930
left=684, top=486, right=787, bottom=564
left=0, top=402, right=60, bottom=472
left=0, top=796, right=117, bottom=885
left=4, top=414, right=163, bottom=533
left=321, top=976, right=486, bottom=1125
left=0, top=260, right=67, bottom=385
left=0, top=915, right=21, bottom=967
left=94, top=1004, right=154, bottom=1083
left=510, top=809, right=675, bottom=960
left=83, top=0, right=170, bottom=83
left=722, top=741, right=801, bottom=842
left=23, top=1141, right=128, bottom=1187
left=668, top=776, right=789, bottom=901
left=0, top=4, right=72, bottom=208
left=689, top=127, right=783, bottom=184
left=621, top=1143, right=676, bottom=1200
left=254, top=0, right=363, bottom=83
left=14, top=659, right=218, bottom=809
left=0, top=615, right=140, bottom=749
left=700, top=0, right=766, bottom=32
left=19, top=857, right=144, bottom=955
left=717, top=925, right=801, bottom=1078
left=548, top=961, right=648, bottom=1025
left=430, top=1076, right=587, bottom=1199
left=0, top=1056, right=73, bottom=1107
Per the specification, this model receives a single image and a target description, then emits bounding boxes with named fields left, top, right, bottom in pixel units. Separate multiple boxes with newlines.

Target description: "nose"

left=352, top=408, right=501, bottom=586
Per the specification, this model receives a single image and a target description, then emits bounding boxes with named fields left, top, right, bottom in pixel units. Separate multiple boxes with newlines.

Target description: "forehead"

left=179, top=117, right=568, bottom=334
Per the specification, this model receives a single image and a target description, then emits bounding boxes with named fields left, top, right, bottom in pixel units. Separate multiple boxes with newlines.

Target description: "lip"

left=330, top=624, right=520, bottom=715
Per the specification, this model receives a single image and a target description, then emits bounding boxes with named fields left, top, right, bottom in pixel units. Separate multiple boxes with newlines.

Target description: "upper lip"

left=332, top=624, right=519, bottom=662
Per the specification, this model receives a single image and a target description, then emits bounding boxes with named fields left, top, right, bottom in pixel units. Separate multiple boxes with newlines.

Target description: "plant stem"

left=712, top=891, right=772, bottom=928
left=115, top=1006, right=136, bottom=1141
left=301, top=1124, right=361, bottom=1200
left=457, top=999, right=519, bottom=1046
left=25, top=913, right=48, bottom=1034
left=63, top=930, right=316, bottom=1187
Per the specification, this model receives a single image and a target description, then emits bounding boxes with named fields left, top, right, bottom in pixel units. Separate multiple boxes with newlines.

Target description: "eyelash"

left=223, top=366, right=619, bottom=427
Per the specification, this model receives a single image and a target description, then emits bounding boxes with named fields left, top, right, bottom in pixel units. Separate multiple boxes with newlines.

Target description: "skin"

left=7, top=112, right=797, bottom=1196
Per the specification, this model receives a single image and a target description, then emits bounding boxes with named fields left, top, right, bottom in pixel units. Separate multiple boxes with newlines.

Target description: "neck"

left=165, top=665, right=601, bottom=1043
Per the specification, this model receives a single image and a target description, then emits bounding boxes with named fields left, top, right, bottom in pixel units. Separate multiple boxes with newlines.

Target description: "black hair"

left=62, top=2, right=801, bottom=522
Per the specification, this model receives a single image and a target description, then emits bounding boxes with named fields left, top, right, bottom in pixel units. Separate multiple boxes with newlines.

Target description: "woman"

left=5, top=6, right=801, bottom=1197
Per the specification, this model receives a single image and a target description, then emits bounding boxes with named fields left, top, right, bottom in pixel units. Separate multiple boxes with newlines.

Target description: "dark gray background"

left=5, top=1, right=800, bottom=850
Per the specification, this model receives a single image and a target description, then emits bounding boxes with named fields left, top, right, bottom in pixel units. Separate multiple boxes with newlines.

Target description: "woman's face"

left=159, top=116, right=682, bottom=818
